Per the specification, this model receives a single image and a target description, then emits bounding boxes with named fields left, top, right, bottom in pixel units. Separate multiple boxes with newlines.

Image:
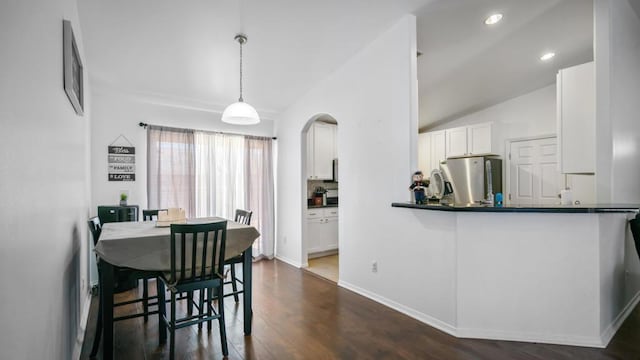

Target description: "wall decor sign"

left=108, top=135, right=136, bottom=181
left=63, top=20, right=84, bottom=116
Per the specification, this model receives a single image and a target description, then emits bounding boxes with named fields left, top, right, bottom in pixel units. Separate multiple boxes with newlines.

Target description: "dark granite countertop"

left=391, top=202, right=640, bottom=213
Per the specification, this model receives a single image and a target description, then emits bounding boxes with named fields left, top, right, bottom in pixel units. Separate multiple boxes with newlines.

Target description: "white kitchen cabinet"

left=418, top=132, right=432, bottom=174
left=445, top=123, right=493, bottom=158
left=306, top=208, right=338, bottom=254
left=467, top=123, right=493, bottom=155
left=307, top=121, right=337, bottom=180
left=431, top=130, right=446, bottom=172
left=565, top=174, right=596, bottom=205
left=445, top=126, right=468, bottom=158
left=417, top=130, right=446, bottom=176
left=557, top=61, right=595, bottom=174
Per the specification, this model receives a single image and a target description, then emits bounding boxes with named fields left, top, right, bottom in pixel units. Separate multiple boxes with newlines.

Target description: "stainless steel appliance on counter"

left=440, top=156, right=502, bottom=204
left=326, top=189, right=338, bottom=205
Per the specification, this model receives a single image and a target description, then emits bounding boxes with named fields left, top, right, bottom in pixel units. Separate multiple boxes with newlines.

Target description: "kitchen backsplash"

left=307, top=180, right=338, bottom=198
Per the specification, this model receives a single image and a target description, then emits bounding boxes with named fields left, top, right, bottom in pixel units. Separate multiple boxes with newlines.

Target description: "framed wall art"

left=63, top=20, right=84, bottom=116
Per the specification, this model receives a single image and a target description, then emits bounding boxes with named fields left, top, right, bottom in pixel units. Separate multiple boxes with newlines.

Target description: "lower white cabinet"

left=306, top=208, right=338, bottom=254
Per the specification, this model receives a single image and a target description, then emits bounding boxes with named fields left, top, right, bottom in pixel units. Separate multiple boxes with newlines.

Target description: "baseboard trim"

left=456, top=327, right=605, bottom=348
left=308, top=249, right=338, bottom=259
left=600, top=290, right=640, bottom=347
left=338, top=280, right=457, bottom=337
left=73, top=290, right=93, bottom=360
left=275, top=255, right=303, bottom=268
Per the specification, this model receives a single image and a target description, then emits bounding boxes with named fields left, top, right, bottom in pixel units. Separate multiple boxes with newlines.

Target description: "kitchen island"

left=391, top=202, right=640, bottom=347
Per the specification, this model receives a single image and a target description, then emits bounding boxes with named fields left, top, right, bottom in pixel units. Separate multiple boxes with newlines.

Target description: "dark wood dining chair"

left=225, top=209, right=253, bottom=302
left=87, top=217, right=159, bottom=358
left=157, top=222, right=229, bottom=359
left=142, top=209, right=167, bottom=221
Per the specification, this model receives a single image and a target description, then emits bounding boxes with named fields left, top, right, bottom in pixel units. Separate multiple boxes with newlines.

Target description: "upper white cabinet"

left=445, top=126, right=468, bottom=158
left=419, top=123, right=493, bottom=175
left=431, top=130, right=446, bottom=171
left=418, top=132, right=432, bottom=175
left=307, top=121, right=337, bottom=180
left=557, top=61, right=595, bottom=174
left=417, top=130, right=446, bottom=175
left=467, top=123, right=493, bottom=155
left=445, top=123, right=493, bottom=158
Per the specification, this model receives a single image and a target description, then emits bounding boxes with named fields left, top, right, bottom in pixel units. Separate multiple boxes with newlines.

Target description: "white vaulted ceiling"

left=416, top=0, right=593, bottom=130
left=79, top=0, right=594, bottom=127
left=78, top=0, right=435, bottom=120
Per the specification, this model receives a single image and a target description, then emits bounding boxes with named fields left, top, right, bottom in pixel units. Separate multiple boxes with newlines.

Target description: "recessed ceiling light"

left=484, top=13, right=503, bottom=25
left=540, top=52, right=556, bottom=61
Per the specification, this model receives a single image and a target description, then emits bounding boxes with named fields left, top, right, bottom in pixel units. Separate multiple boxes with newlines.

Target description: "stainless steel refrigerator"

left=440, top=156, right=502, bottom=204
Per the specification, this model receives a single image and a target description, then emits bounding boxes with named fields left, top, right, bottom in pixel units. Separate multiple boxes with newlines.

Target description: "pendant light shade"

left=222, top=34, right=260, bottom=125
left=221, top=101, right=260, bottom=125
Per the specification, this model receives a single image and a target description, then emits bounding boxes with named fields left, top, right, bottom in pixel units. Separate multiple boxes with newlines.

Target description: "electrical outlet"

left=371, top=261, right=378, bottom=273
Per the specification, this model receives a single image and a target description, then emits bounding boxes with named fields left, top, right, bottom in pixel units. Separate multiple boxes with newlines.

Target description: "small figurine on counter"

left=409, top=171, right=429, bottom=204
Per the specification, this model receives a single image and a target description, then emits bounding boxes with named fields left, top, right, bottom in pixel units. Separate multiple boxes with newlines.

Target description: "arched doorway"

left=301, top=114, right=339, bottom=282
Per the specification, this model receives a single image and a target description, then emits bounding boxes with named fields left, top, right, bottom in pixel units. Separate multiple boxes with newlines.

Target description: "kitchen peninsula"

left=392, top=202, right=640, bottom=348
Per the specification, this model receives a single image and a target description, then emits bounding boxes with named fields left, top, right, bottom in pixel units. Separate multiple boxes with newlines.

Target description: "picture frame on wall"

left=63, top=20, right=84, bottom=116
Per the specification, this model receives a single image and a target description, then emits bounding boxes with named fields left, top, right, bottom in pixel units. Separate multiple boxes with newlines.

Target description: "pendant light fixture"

left=221, top=34, right=260, bottom=125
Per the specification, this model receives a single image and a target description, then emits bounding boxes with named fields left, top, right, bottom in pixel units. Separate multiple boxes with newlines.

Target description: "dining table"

left=94, top=217, right=260, bottom=360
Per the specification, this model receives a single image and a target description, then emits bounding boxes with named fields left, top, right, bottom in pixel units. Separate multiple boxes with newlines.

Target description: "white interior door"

left=508, top=137, right=561, bottom=205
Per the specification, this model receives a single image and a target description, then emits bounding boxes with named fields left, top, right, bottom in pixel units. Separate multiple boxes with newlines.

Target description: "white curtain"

left=147, top=126, right=196, bottom=217
left=194, top=132, right=245, bottom=219
left=192, top=131, right=275, bottom=259
left=245, top=136, right=275, bottom=259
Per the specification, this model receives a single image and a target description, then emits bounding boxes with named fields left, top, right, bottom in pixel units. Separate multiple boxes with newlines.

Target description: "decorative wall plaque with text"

left=108, top=136, right=136, bottom=181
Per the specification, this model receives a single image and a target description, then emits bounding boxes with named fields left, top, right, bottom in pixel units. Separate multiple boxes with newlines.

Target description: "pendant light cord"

left=239, top=38, right=244, bottom=102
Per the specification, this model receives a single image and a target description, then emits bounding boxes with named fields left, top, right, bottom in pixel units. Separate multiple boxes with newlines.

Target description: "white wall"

left=594, top=0, right=640, bottom=336
left=595, top=0, right=640, bottom=204
left=428, top=84, right=557, bottom=159
left=88, top=89, right=274, bottom=284
left=275, top=15, right=458, bottom=330
left=0, top=1, right=92, bottom=359
left=90, top=89, right=274, bottom=211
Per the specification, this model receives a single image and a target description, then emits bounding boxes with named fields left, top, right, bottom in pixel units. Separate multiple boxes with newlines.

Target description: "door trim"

left=504, top=134, right=556, bottom=205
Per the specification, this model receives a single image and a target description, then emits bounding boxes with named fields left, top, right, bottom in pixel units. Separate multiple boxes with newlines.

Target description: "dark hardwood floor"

left=81, top=259, right=640, bottom=359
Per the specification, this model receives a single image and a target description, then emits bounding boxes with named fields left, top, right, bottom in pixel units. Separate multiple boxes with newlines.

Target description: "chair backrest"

left=142, top=209, right=167, bottom=221
left=88, top=216, right=102, bottom=246
left=169, top=221, right=227, bottom=284
left=234, top=209, right=252, bottom=225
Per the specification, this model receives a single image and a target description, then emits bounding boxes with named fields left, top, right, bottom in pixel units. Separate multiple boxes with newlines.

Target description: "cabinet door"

left=565, top=174, right=595, bottom=205
left=430, top=130, right=446, bottom=173
left=306, top=218, right=326, bottom=254
left=324, top=207, right=339, bottom=217
left=445, top=127, right=468, bottom=158
left=312, top=122, right=335, bottom=180
left=558, top=62, right=595, bottom=173
left=324, top=216, right=339, bottom=251
left=418, top=132, right=432, bottom=174
left=467, top=123, right=492, bottom=155
left=306, top=125, right=315, bottom=179
left=306, top=209, right=323, bottom=219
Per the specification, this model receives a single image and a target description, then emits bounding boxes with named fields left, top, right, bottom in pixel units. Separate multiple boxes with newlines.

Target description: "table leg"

left=242, top=247, right=253, bottom=335
left=100, top=261, right=115, bottom=360
left=157, top=280, right=167, bottom=344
